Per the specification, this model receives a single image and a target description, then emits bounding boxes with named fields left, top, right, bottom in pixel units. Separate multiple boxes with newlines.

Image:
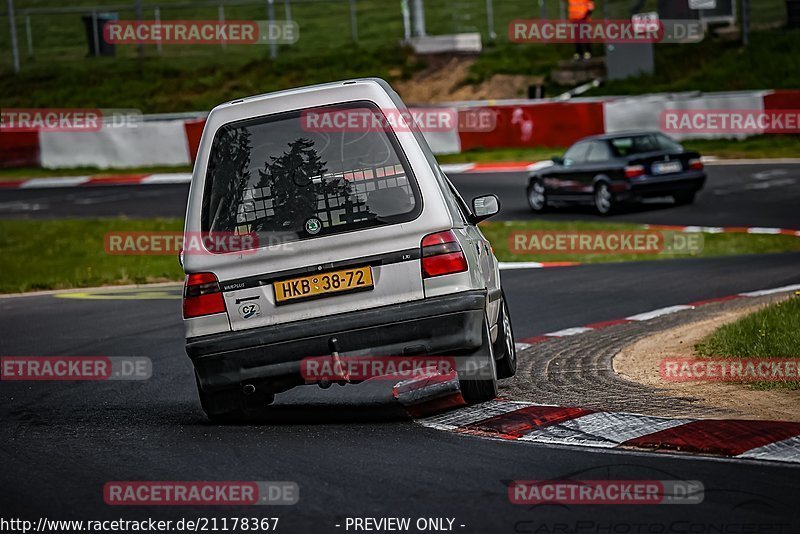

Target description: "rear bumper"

left=616, top=171, right=706, bottom=200
left=186, top=290, right=488, bottom=392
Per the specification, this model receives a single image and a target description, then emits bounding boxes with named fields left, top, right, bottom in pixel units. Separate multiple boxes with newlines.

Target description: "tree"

left=204, top=126, right=253, bottom=234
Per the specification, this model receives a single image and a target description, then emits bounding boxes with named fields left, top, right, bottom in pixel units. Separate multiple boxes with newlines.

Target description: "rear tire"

left=459, top=319, right=498, bottom=403
left=527, top=179, right=548, bottom=213
left=195, top=375, right=274, bottom=423
left=196, top=377, right=244, bottom=423
left=673, top=191, right=696, bottom=205
left=594, top=182, right=615, bottom=215
left=494, top=296, right=517, bottom=379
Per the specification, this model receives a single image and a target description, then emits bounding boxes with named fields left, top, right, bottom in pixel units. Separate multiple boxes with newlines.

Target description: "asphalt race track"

left=2, top=254, right=800, bottom=531
left=1, top=162, right=799, bottom=229
left=2, top=160, right=799, bottom=532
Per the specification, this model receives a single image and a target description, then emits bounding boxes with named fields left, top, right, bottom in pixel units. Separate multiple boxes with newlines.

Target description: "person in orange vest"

left=567, top=0, right=595, bottom=61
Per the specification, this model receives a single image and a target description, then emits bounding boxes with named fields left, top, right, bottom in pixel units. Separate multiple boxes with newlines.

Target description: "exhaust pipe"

left=242, top=383, right=256, bottom=396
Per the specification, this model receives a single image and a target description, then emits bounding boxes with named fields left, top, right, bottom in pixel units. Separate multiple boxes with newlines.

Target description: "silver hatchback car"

left=182, top=78, right=516, bottom=420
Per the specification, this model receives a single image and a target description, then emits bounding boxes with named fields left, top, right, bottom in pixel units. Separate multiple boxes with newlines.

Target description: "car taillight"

left=688, top=158, right=704, bottom=170
left=624, top=165, right=645, bottom=179
left=421, top=230, right=468, bottom=279
left=183, top=272, right=226, bottom=319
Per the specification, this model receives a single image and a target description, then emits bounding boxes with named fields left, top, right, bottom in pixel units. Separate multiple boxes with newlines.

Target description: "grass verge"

left=481, top=220, right=800, bottom=263
left=0, top=165, right=193, bottom=181
left=0, top=219, right=184, bottom=293
left=695, top=296, right=800, bottom=390
left=2, top=218, right=799, bottom=294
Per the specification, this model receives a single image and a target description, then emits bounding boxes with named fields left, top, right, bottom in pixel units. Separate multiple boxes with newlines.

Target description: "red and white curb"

left=499, top=261, right=581, bottom=270
left=644, top=224, right=800, bottom=237
left=416, top=399, right=800, bottom=463
left=0, top=173, right=193, bottom=189
left=0, top=162, right=547, bottom=188
left=392, top=370, right=466, bottom=418
left=439, top=161, right=551, bottom=174
left=516, top=283, right=800, bottom=347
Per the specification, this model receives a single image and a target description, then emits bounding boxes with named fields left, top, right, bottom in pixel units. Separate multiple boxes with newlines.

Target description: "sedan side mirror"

left=471, top=194, right=500, bottom=222
left=551, top=156, right=564, bottom=165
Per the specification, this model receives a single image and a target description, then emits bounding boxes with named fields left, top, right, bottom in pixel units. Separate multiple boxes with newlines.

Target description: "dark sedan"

left=526, top=132, right=707, bottom=215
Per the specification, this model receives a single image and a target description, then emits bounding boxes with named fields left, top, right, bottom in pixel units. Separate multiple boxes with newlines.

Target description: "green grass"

left=683, top=136, right=800, bottom=160
left=2, top=218, right=799, bottom=293
left=588, top=28, right=800, bottom=96
left=695, top=296, right=800, bottom=390
left=0, top=218, right=184, bottom=293
left=437, top=134, right=800, bottom=165
left=1, top=0, right=797, bottom=114
left=0, top=164, right=192, bottom=180
left=481, top=220, right=800, bottom=263
left=436, top=146, right=565, bottom=164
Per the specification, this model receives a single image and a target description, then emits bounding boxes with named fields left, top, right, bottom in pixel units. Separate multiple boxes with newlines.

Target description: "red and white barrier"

left=3, top=90, right=799, bottom=170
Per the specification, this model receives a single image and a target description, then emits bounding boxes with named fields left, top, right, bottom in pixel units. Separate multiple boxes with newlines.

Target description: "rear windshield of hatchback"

left=201, top=101, right=422, bottom=247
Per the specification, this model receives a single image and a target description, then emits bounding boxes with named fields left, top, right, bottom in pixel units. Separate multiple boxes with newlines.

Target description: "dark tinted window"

left=609, top=133, right=683, bottom=157
left=586, top=141, right=613, bottom=162
left=201, top=102, right=421, bottom=246
left=563, top=142, right=590, bottom=165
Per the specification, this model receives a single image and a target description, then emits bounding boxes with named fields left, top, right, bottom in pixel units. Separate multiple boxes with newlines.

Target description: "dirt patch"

left=613, top=295, right=800, bottom=422
left=394, top=55, right=542, bottom=104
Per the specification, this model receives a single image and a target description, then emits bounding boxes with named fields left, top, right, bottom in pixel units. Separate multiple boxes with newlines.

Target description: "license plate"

left=273, top=266, right=374, bottom=304
left=652, top=161, right=683, bottom=175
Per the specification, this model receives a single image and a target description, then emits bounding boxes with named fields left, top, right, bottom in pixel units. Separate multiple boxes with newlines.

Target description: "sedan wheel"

left=527, top=180, right=547, bottom=212
left=594, top=183, right=614, bottom=215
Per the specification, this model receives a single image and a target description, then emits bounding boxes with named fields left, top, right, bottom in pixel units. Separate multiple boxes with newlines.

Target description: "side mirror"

left=471, top=194, right=500, bottom=222
left=551, top=156, right=564, bottom=165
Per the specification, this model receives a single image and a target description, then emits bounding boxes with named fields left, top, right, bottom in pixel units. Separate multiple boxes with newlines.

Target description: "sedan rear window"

left=201, top=101, right=422, bottom=247
left=609, top=133, right=683, bottom=157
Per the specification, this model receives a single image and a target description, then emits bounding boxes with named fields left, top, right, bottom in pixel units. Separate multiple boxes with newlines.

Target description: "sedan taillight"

left=183, top=272, right=226, bottom=319
left=421, top=230, right=468, bottom=279
left=624, top=165, right=645, bottom=179
left=688, top=158, right=704, bottom=170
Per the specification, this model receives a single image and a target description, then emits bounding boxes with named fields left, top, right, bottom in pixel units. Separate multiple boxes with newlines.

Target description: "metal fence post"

left=401, top=0, right=411, bottom=41
left=24, top=12, right=32, bottom=58
left=412, top=0, right=425, bottom=36
left=349, top=0, right=358, bottom=42
left=284, top=0, right=291, bottom=21
left=219, top=5, right=226, bottom=49
left=485, top=0, right=496, bottom=40
left=539, top=0, right=547, bottom=20
left=7, top=0, right=20, bottom=72
left=154, top=7, right=162, bottom=55
left=267, top=0, right=277, bottom=59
